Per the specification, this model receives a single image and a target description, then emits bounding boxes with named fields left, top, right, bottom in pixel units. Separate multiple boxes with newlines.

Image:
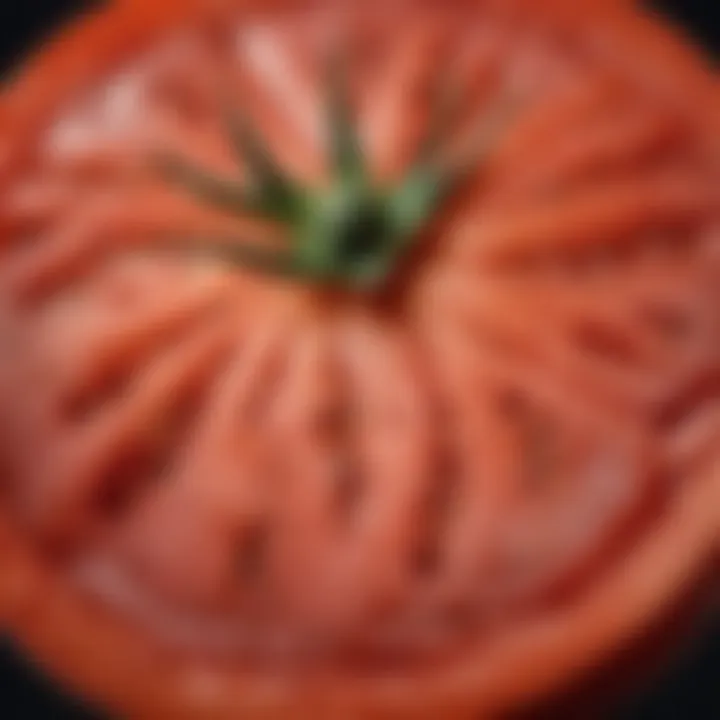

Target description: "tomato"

left=0, top=0, right=718, bottom=717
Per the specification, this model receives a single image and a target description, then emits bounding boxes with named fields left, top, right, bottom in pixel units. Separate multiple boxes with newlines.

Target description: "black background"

left=0, top=1, right=718, bottom=718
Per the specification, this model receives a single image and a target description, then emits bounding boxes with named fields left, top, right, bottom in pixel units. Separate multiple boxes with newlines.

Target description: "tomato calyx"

left=155, top=54, right=515, bottom=292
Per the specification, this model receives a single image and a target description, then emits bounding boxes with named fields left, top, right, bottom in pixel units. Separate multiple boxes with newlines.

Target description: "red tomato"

left=0, top=0, right=718, bottom=718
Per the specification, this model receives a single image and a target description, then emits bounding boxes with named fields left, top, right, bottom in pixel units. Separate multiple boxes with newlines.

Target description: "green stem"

left=150, top=56, right=521, bottom=290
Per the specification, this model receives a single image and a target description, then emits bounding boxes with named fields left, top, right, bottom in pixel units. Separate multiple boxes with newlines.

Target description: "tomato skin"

left=0, top=1, right=718, bottom=719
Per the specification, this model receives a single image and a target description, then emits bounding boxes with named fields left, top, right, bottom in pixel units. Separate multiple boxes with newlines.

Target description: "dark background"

left=0, top=0, right=718, bottom=717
